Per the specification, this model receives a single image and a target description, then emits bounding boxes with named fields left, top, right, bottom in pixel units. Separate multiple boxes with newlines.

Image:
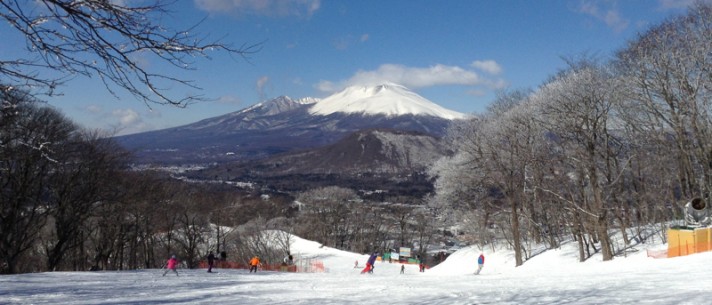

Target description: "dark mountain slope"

left=188, top=129, right=451, bottom=199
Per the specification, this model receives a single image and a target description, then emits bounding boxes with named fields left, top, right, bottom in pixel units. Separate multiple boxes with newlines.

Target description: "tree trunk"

left=510, top=198, right=523, bottom=267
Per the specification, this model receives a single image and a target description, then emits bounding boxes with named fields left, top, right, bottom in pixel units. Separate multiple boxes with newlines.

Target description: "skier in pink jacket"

left=163, top=255, right=179, bottom=276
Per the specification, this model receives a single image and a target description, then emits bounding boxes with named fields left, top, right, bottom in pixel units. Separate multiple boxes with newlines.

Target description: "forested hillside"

left=430, top=3, right=712, bottom=267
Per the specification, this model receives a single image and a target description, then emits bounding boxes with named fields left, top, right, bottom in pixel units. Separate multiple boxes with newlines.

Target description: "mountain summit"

left=310, top=83, right=466, bottom=120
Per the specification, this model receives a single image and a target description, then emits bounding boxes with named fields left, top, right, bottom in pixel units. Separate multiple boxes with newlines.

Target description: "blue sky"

left=4, top=0, right=701, bottom=135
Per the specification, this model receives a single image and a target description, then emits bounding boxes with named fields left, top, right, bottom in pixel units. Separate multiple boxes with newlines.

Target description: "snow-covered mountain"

left=310, top=83, right=466, bottom=120
left=114, top=84, right=467, bottom=165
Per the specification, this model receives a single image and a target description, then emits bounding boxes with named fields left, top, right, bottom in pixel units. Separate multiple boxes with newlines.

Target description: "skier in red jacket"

left=163, top=255, right=179, bottom=276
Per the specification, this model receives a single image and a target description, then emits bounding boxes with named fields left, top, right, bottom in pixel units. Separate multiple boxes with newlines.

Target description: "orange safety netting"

left=198, top=260, right=325, bottom=273
left=645, top=249, right=668, bottom=259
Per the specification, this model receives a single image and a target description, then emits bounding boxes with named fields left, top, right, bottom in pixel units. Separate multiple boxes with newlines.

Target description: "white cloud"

left=471, top=60, right=502, bottom=75
left=578, top=1, right=599, bottom=16
left=332, top=37, right=351, bottom=50
left=256, top=76, right=269, bottom=89
left=109, top=108, right=154, bottom=136
left=256, top=76, right=270, bottom=100
left=576, top=1, right=629, bottom=33
left=216, top=95, right=242, bottom=105
left=332, top=34, right=369, bottom=50
left=112, top=108, right=140, bottom=126
left=603, top=9, right=628, bottom=32
left=194, top=0, right=321, bottom=18
left=83, top=104, right=102, bottom=114
left=315, top=63, right=507, bottom=93
left=466, top=89, right=487, bottom=97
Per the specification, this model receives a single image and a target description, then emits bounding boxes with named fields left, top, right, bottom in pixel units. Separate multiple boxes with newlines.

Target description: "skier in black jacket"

left=207, top=252, right=216, bottom=273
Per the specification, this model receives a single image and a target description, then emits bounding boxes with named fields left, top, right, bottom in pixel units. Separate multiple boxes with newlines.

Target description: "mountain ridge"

left=114, top=84, right=466, bottom=165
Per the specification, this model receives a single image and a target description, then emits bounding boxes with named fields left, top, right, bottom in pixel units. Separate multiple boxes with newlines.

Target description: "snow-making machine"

left=667, top=198, right=712, bottom=257
left=684, top=198, right=711, bottom=227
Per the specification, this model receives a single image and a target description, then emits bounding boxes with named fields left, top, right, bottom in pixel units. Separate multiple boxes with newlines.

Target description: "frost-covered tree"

left=431, top=89, right=541, bottom=266
left=615, top=2, right=712, bottom=201
left=296, top=186, right=360, bottom=249
left=536, top=59, right=626, bottom=261
left=429, top=3, right=711, bottom=266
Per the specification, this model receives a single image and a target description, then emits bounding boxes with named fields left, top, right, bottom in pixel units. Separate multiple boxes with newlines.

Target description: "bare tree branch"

left=0, top=0, right=259, bottom=107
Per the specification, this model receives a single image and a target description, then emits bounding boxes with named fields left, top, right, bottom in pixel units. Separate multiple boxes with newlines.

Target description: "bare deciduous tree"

left=0, top=0, right=258, bottom=106
left=0, top=94, right=72, bottom=273
left=43, top=132, right=128, bottom=271
left=296, top=186, right=359, bottom=249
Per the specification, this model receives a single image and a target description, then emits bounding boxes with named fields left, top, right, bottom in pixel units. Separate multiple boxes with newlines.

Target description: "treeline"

left=0, top=90, right=298, bottom=273
left=292, top=187, right=435, bottom=258
left=0, top=91, right=437, bottom=274
left=430, top=3, right=712, bottom=266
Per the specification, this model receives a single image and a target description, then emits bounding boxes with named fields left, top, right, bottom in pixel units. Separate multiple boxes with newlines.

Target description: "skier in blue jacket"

left=361, top=252, right=378, bottom=274
left=476, top=253, right=485, bottom=275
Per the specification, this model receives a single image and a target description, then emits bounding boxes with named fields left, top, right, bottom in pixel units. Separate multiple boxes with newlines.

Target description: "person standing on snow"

left=475, top=253, right=485, bottom=275
left=249, top=256, right=261, bottom=273
left=281, top=252, right=294, bottom=272
left=361, top=252, right=378, bottom=274
left=283, top=252, right=294, bottom=265
left=207, top=251, right=216, bottom=273
left=163, top=255, right=179, bottom=276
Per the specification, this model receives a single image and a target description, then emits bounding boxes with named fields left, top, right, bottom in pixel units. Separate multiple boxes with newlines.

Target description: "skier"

left=281, top=252, right=294, bottom=272
left=207, top=251, right=216, bottom=273
left=361, top=252, right=378, bottom=274
left=249, top=255, right=260, bottom=273
left=400, top=264, right=405, bottom=274
left=283, top=252, right=294, bottom=265
left=475, top=253, right=485, bottom=275
left=162, top=255, right=179, bottom=276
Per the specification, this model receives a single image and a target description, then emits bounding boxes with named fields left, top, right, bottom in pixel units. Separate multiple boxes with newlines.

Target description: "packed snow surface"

left=1, top=234, right=707, bottom=305
left=309, top=83, right=467, bottom=120
left=0, top=232, right=712, bottom=305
